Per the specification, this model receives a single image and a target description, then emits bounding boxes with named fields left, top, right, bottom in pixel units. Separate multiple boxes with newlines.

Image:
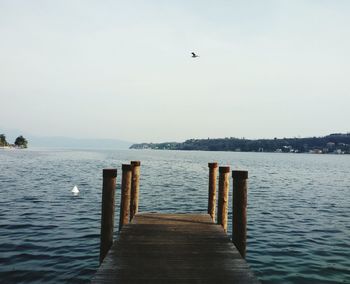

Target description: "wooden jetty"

left=92, top=162, right=260, bottom=283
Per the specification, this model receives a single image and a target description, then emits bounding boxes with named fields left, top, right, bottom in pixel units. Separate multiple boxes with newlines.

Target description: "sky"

left=0, top=0, right=349, bottom=143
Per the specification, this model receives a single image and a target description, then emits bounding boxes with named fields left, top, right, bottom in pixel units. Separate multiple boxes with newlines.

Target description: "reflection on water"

left=0, top=149, right=349, bottom=283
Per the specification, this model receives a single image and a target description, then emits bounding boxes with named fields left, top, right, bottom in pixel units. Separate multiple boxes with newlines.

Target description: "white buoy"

left=71, top=185, right=79, bottom=195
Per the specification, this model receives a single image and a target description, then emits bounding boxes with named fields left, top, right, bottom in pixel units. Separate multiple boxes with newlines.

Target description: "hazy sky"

left=1, top=1, right=349, bottom=142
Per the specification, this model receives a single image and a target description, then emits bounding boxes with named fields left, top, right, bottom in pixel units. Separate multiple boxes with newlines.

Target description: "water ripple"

left=0, top=149, right=349, bottom=283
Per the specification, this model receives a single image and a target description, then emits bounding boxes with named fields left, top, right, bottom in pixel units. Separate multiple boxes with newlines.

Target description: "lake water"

left=0, top=149, right=349, bottom=283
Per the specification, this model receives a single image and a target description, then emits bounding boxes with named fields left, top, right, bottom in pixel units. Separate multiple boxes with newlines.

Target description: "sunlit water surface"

left=0, top=149, right=349, bottom=283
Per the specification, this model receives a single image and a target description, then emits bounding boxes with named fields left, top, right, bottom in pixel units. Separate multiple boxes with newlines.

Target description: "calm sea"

left=0, top=149, right=349, bottom=283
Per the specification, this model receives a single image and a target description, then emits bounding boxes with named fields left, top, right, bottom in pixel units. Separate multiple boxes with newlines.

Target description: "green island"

left=0, top=134, right=28, bottom=149
left=130, top=133, right=350, bottom=154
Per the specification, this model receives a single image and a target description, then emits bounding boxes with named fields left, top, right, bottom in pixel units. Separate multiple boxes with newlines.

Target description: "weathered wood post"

left=232, top=170, right=248, bottom=258
left=99, top=168, right=117, bottom=264
left=208, top=162, right=218, bottom=221
left=119, top=164, right=132, bottom=231
left=130, top=161, right=141, bottom=221
left=217, top=166, right=230, bottom=232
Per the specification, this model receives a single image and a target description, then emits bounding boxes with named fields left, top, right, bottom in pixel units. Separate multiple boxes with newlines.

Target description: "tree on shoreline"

left=14, top=135, right=28, bottom=148
left=0, top=134, right=9, bottom=146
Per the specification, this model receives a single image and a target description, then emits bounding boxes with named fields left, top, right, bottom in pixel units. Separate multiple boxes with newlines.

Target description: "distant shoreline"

left=130, top=133, right=350, bottom=154
left=0, top=145, right=26, bottom=149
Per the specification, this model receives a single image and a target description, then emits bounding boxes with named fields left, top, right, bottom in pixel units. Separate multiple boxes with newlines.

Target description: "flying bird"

left=191, top=52, right=199, bottom=58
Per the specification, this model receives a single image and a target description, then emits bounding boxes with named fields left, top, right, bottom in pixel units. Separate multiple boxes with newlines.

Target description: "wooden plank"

left=92, top=213, right=260, bottom=284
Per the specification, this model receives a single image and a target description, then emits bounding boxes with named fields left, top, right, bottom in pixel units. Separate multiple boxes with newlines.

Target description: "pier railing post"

left=99, top=169, right=117, bottom=264
left=232, top=170, right=248, bottom=258
left=217, top=166, right=230, bottom=232
left=119, top=164, right=132, bottom=231
left=130, top=161, right=141, bottom=221
left=208, top=162, right=218, bottom=221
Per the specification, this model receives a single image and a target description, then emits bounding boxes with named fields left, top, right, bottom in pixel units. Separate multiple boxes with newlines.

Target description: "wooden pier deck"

left=92, top=213, right=260, bottom=284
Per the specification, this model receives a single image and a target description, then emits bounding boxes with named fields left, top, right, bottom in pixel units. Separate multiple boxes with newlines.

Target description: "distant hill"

left=0, top=128, right=132, bottom=149
left=130, top=133, right=350, bottom=154
left=28, top=136, right=132, bottom=149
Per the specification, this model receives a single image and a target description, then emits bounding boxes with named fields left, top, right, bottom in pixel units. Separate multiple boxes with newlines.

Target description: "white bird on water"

left=191, top=52, right=199, bottom=58
left=71, top=185, right=79, bottom=195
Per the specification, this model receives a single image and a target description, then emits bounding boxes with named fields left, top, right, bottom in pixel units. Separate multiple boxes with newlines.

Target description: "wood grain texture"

left=92, top=213, right=260, bottom=284
left=130, top=161, right=140, bottom=221
left=208, top=163, right=218, bottom=221
left=119, top=165, right=132, bottom=231
left=99, top=169, right=117, bottom=264
left=218, top=167, right=230, bottom=233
